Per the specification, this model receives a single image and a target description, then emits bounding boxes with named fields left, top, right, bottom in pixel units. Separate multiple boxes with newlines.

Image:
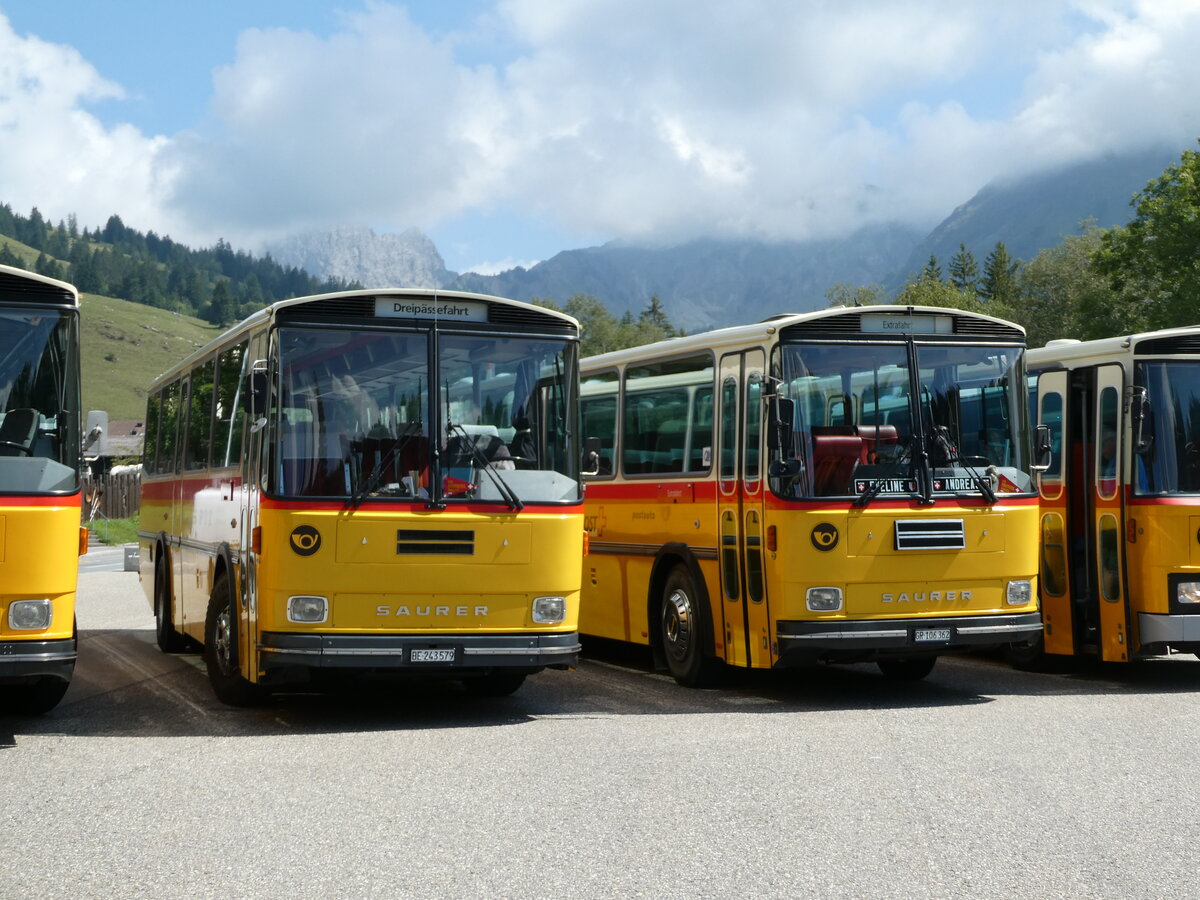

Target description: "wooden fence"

left=82, top=470, right=141, bottom=521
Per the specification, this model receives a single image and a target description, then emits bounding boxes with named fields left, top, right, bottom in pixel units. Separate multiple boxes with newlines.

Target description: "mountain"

left=266, top=225, right=454, bottom=289
left=893, top=146, right=1182, bottom=287
left=271, top=144, right=1188, bottom=331
left=449, top=224, right=924, bottom=332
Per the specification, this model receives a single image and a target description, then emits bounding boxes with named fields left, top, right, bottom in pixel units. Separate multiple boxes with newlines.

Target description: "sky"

left=1, top=1, right=1199, bottom=276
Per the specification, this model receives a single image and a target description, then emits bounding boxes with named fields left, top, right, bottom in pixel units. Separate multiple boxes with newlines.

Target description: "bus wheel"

left=463, top=673, right=526, bottom=697
left=204, top=573, right=265, bottom=707
left=154, top=556, right=187, bottom=653
left=660, top=565, right=722, bottom=687
left=0, top=677, right=70, bottom=715
left=877, top=656, right=937, bottom=681
left=1003, top=635, right=1055, bottom=671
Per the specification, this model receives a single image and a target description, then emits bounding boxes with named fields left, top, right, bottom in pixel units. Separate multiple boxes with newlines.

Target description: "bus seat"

left=0, top=408, right=39, bottom=456
left=653, top=420, right=687, bottom=472
left=858, top=424, right=899, bottom=462
left=812, top=433, right=862, bottom=495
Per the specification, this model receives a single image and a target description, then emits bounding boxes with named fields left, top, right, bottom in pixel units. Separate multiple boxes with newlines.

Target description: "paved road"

left=4, top=571, right=1200, bottom=898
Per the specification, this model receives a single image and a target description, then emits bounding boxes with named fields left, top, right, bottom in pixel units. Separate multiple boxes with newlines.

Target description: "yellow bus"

left=579, top=305, right=1046, bottom=684
left=0, top=264, right=86, bottom=715
left=139, top=288, right=583, bottom=704
left=1016, top=326, right=1200, bottom=664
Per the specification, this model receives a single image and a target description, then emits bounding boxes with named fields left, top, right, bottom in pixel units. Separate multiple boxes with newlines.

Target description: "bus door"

left=717, top=350, right=771, bottom=668
left=1092, top=365, right=1130, bottom=661
left=238, top=335, right=269, bottom=681
left=173, top=374, right=192, bottom=623
left=1036, top=370, right=1074, bottom=655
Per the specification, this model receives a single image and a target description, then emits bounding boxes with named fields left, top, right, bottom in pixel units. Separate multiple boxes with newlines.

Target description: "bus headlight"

left=1176, top=582, right=1200, bottom=604
left=9, top=598, right=52, bottom=630
left=806, top=587, right=843, bottom=612
left=532, top=596, right=566, bottom=623
left=287, top=595, right=328, bottom=623
left=1006, top=580, right=1033, bottom=606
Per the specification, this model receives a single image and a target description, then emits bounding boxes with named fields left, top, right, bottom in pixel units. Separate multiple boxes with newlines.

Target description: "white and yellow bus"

left=1019, top=326, right=1200, bottom=664
left=580, top=305, right=1046, bottom=684
left=0, top=264, right=86, bottom=715
left=139, top=288, right=582, bottom=704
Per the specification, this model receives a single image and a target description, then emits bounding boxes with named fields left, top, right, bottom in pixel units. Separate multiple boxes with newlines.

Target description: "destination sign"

left=374, top=297, right=488, bottom=321
left=861, top=313, right=953, bottom=334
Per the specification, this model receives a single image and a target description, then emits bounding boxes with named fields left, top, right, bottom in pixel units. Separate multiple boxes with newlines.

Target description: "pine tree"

left=921, top=255, right=943, bottom=283
left=948, top=243, right=980, bottom=293
left=980, top=242, right=1020, bottom=305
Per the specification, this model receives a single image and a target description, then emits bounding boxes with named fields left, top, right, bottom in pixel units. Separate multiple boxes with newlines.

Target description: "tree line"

left=827, top=140, right=1200, bottom=348
left=0, top=207, right=354, bottom=326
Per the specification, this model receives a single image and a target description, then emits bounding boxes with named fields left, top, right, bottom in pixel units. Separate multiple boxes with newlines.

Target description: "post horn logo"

left=289, top=525, right=322, bottom=557
left=811, top=523, right=839, bottom=551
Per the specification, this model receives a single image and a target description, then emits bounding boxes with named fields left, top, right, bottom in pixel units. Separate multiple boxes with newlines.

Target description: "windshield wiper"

left=853, top=439, right=915, bottom=508
left=446, top=423, right=524, bottom=511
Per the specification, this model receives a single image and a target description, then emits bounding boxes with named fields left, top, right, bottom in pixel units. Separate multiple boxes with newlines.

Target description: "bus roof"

left=148, top=287, right=580, bottom=388
left=0, top=263, right=80, bottom=308
left=583, top=304, right=1026, bottom=370
left=1028, top=323, right=1200, bottom=366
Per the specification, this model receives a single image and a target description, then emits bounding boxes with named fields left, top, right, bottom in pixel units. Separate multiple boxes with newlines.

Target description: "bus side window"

left=185, top=358, right=215, bottom=471
left=581, top=370, right=618, bottom=477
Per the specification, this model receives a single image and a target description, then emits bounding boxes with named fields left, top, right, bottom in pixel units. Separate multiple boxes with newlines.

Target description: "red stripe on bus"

left=0, top=493, right=82, bottom=507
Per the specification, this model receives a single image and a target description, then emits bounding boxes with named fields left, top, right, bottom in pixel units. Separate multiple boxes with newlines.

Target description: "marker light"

left=532, top=596, right=566, bottom=623
left=1006, top=580, right=1033, bottom=606
left=9, top=598, right=52, bottom=630
left=287, top=595, right=328, bottom=623
left=1176, top=582, right=1200, bottom=604
left=806, top=587, right=843, bottom=612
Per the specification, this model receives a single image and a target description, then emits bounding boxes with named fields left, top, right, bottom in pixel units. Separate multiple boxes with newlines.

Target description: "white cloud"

left=0, top=16, right=179, bottom=234
left=3, top=1, right=1200, bottom=256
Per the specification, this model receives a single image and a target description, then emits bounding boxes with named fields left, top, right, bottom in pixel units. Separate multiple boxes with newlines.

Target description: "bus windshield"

left=273, top=326, right=579, bottom=503
left=0, top=308, right=80, bottom=494
left=1135, top=360, right=1200, bottom=495
left=773, top=341, right=1031, bottom=500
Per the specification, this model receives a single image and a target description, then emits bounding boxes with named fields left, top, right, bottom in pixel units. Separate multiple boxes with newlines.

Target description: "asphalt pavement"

left=4, top=570, right=1200, bottom=898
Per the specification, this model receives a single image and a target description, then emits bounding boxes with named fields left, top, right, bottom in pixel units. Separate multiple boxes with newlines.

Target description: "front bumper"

left=259, top=631, right=581, bottom=678
left=0, top=638, right=77, bottom=683
left=775, top=612, right=1043, bottom=665
left=1139, top=613, right=1200, bottom=651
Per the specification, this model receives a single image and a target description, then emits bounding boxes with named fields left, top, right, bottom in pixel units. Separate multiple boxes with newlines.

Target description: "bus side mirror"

left=582, top=436, right=602, bottom=476
left=1032, top=424, right=1053, bottom=471
left=767, top=397, right=795, bottom=457
left=246, top=371, right=268, bottom=417
left=1131, top=386, right=1154, bottom=455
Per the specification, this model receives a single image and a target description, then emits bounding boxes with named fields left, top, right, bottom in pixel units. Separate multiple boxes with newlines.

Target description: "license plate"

left=915, top=628, right=951, bottom=642
left=410, top=648, right=456, bottom=663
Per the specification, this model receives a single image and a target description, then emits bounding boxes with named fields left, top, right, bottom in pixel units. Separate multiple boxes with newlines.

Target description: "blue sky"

left=1, top=1, right=1198, bottom=275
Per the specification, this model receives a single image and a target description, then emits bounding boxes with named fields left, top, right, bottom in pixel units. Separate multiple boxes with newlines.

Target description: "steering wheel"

left=0, top=440, right=30, bottom=456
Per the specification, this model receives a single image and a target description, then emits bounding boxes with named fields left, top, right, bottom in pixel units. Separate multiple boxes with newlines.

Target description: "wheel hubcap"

left=663, top=588, right=693, bottom=662
left=214, top=606, right=234, bottom=674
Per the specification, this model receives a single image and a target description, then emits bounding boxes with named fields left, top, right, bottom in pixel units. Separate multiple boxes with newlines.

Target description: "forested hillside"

left=0, top=206, right=353, bottom=326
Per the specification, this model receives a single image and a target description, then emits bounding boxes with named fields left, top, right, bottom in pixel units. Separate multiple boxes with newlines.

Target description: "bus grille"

left=395, top=529, right=475, bottom=555
left=894, top=519, right=965, bottom=551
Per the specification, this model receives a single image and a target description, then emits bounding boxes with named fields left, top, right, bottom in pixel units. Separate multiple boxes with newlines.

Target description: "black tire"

left=0, top=677, right=70, bottom=715
left=154, top=554, right=187, bottom=653
left=1003, top=633, right=1056, bottom=671
left=203, top=572, right=265, bottom=707
left=462, top=673, right=527, bottom=697
left=877, top=656, right=937, bottom=681
left=660, top=564, right=722, bottom=687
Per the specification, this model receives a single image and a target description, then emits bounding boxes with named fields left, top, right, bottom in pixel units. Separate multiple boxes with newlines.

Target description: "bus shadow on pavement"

left=5, top=631, right=1200, bottom=744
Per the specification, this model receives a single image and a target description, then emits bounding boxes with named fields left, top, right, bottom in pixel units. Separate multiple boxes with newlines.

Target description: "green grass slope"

left=80, top=293, right=222, bottom=420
